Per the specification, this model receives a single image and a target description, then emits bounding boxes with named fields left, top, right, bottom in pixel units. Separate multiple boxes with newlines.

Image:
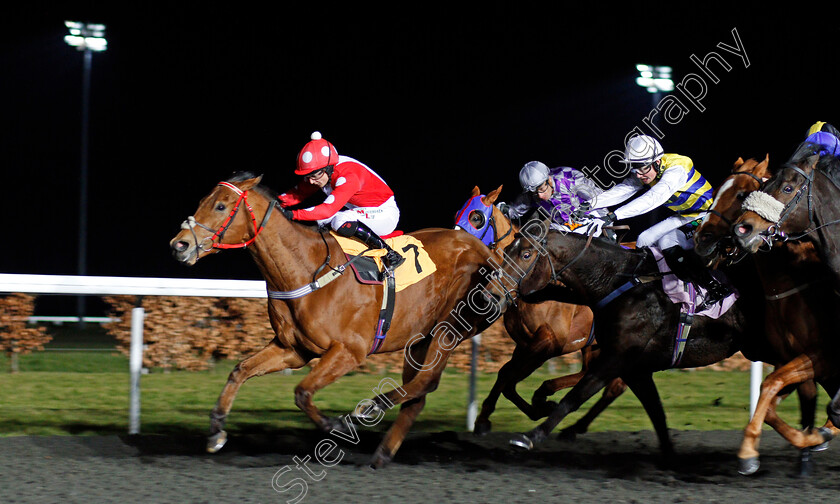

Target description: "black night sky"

left=3, top=3, right=838, bottom=314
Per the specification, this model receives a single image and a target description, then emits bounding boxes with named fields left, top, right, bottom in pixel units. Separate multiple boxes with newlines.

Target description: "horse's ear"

left=733, top=157, right=745, bottom=170
left=483, top=185, right=503, bottom=205
left=755, top=154, right=770, bottom=178
left=471, top=186, right=481, bottom=197
left=238, top=174, right=263, bottom=191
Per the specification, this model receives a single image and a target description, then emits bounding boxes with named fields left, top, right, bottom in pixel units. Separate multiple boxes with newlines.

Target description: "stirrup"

left=384, top=249, right=405, bottom=270
left=697, top=283, right=730, bottom=311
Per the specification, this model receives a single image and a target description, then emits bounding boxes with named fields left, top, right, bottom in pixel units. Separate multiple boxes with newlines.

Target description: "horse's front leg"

left=620, top=371, right=673, bottom=459
left=511, top=352, right=620, bottom=450
left=736, top=355, right=831, bottom=475
left=474, top=344, right=551, bottom=435
left=560, top=377, right=628, bottom=439
left=208, top=338, right=305, bottom=453
left=370, top=338, right=431, bottom=469
left=293, top=341, right=366, bottom=432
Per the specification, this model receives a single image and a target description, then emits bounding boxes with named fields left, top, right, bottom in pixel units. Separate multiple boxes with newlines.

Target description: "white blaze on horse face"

left=708, top=178, right=735, bottom=213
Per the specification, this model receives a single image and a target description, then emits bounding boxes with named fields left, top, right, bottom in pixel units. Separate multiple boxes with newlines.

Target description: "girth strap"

left=672, top=282, right=697, bottom=367
left=585, top=273, right=661, bottom=347
left=369, top=272, right=397, bottom=355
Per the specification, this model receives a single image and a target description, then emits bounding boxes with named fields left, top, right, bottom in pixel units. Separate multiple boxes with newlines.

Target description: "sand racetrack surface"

left=2, top=428, right=838, bottom=503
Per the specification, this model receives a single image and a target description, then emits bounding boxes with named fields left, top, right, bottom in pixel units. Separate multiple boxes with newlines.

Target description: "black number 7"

left=401, top=244, right=422, bottom=273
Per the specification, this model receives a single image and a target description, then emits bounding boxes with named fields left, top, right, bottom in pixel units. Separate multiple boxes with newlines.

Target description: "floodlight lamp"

left=64, top=20, right=107, bottom=52
left=635, top=63, right=673, bottom=93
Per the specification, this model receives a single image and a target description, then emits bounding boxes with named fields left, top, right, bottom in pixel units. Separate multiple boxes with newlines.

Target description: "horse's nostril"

left=173, top=240, right=189, bottom=252
left=734, top=223, right=752, bottom=237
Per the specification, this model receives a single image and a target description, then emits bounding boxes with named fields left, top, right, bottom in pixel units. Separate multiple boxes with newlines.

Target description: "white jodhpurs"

left=319, top=196, right=401, bottom=236
left=636, top=213, right=704, bottom=250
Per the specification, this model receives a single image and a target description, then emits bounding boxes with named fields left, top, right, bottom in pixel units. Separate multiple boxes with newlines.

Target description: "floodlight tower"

left=64, top=21, right=107, bottom=326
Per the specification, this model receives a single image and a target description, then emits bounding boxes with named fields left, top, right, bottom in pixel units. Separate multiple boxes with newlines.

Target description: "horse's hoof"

left=473, top=420, right=492, bottom=436
left=352, top=401, right=384, bottom=422
left=738, top=456, right=759, bottom=476
left=813, top=426, right=835, bottom=451
left=369, top=448, right=392, bottom=469
left=325, top=415, right=352, bottom=434
left=207, top=430, right=228, bottom=454
left=510, top=433, right=534, bottom=451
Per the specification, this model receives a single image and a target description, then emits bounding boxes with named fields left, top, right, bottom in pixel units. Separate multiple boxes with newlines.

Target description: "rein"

left=181, top=181, right=352, bottom=300
left=489, top=214, right=515, bottom=250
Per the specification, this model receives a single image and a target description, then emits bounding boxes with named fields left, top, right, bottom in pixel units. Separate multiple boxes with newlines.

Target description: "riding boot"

left=660, top=245, right=731, bottom=310
left=336, top=221, right=405, bottom=269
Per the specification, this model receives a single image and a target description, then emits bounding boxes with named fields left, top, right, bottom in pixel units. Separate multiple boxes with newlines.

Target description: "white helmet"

left=622, top=135, right=663, bottom=169
left=519, top=161, right=550, bottom=192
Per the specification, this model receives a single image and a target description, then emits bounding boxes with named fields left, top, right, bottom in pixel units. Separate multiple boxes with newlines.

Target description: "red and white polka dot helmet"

left=295, top=131, right=338, bottom=175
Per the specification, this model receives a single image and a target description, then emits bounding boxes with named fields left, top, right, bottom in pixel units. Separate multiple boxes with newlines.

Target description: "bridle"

left=181, top=181, right=277, bottom=260
left=705, top=170, right=766, bottom=228
left=454, top=195, right=514, bottom=250
left=705, top=169, right=765, bottom=263
left=492, top=227, right=596, bottom=307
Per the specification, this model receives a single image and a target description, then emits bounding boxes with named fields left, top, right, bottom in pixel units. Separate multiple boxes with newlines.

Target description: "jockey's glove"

left=280, top=207, right=294, bottom=220
left=570, top=202, right=592, bottom=223
left=602, top=211, right=617, bottom=226
left=496, top=202, right=510, bottom=218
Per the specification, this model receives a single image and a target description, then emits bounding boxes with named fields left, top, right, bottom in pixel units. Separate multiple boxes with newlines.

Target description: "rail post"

left=128, top=304, right=144, bottom=434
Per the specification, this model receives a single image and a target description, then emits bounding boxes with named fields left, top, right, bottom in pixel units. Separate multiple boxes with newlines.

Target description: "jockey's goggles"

left=631, top=162, right=656, bottom=175
left=304, top=168, right=328, bottom=180
left=532, top=180, right=552, bottom=195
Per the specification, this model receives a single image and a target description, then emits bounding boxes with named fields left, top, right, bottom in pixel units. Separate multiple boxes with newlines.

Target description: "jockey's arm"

left=278, top=183, right=319, bottom=207
left=291, top=174, right=362, bottom=221
left=590, top=177, right=641, bottom=210
left=505, top=192, right=533, bottom=219
left=613, top=166, right=688, bottom=220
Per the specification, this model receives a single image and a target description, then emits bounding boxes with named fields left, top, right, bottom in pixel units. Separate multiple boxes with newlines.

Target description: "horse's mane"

left=787, top=142, right=840, bottom=188
left=227, top=171, right=280, bottom=200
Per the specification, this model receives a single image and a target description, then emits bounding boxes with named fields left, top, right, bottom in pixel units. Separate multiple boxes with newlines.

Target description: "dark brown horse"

left=733, top=149, right=840, bottom=287
left=484, top=217, right=792, bottom=460
left=455, top=186, right=627, bottom=437
left=170, top=172, right=498, bottom=467
left=694, top=156, right=838, bottom=475
left=732, top=147, right=840, bottom=436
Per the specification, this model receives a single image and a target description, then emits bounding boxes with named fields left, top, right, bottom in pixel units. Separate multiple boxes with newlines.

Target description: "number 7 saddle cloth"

left=330, top=232, right=437, bottom=292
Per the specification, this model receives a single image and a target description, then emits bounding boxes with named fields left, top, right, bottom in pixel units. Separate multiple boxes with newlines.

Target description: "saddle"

left=330, top=232, right=437, bottom=292
left=650, top=247, right=739, bottom=367
left=650, top=247, right=739, bottom=319
left=329, top=232, right=438, bottom=355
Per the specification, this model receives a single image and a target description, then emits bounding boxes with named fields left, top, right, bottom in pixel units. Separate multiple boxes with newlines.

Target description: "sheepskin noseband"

left=742, top=191, right=785, bottom=223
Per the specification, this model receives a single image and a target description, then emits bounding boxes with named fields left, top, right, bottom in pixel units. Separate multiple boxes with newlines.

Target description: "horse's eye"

left=521, top=250, right=532, bottom=260
left=736, top=192, right=746, bottom=201
left=469, top=210, right=485, bottom=229
left=215, top=203, right=226, bottom=211
left=783, top=185, right=794, bottom=194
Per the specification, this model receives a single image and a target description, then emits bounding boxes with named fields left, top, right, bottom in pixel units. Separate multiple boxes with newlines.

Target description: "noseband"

left=705, top=170, right=765, bottom=262
left=181, top=181, right=277, bottom=259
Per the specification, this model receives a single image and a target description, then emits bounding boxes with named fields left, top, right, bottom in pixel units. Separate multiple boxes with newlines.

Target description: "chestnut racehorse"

left=170, top=172, right=499, bottom=468
left=455, top=186, right=627, bottom=437
left=694, top=156, right=838, bottom=475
